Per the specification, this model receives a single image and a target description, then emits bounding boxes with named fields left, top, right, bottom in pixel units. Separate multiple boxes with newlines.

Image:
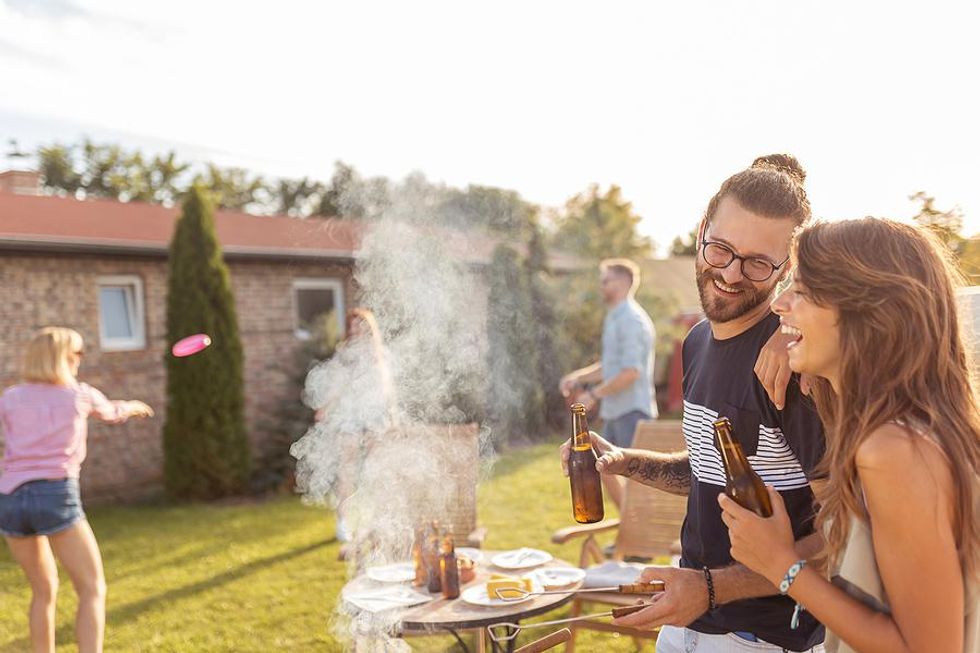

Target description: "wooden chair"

left=551, top=419, right=688, bottom=651
left=380, top=422, right=485, bottom=548
left=426, top=421, right=486, bottom=547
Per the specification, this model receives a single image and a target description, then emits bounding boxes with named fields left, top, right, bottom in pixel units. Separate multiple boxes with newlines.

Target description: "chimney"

left=0, top=169, right=42, bottom=195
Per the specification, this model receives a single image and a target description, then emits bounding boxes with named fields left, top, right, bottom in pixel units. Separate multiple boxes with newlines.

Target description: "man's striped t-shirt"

left=680, top=312, right=826, bottom=652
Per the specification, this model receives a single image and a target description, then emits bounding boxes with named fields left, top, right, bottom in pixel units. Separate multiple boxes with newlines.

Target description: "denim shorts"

left=0, top=478, right=86, bottom=537
left=603, top=410, right=652, bottom=448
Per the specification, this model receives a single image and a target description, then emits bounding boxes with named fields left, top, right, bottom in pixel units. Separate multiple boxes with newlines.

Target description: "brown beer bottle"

left=425, top=521, right=443, bottom=593
left=568, top=403, right=604, bottom=523
left=713, top=417, right=773, bottom=517
left=439, top=533, right=461, bottom=599
left=411, top=524, right=426, bottom=587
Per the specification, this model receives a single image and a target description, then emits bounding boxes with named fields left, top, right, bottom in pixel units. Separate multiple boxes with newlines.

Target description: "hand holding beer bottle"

left=713, top=417, right=773, bottom=518
left=560, top=428, right=627, bottom=477
left=567, top=403, right=605, bottom=523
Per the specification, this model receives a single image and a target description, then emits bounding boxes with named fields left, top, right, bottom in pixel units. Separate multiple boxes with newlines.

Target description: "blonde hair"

left=23, top=327, right=83, bottom=385
left=599, top=258, right=641, bottom=293
left=795, top=218, right=980, bottom=578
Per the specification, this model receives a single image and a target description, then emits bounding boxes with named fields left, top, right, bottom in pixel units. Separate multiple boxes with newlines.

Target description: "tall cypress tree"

left=163, top=185, right=249, bottom=498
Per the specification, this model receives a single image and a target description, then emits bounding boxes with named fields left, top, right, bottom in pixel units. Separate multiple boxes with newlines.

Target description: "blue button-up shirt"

left=600, top=298, right=656, bottom=420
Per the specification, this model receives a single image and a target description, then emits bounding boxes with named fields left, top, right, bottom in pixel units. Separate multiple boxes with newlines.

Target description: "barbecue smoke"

left=291, top=178, right=535, bottom=650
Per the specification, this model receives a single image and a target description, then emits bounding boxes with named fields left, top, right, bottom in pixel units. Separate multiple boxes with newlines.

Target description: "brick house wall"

left=0, top=250, right=354, bottom=502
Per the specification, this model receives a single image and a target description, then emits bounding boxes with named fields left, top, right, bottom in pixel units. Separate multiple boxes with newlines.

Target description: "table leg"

left=476, top=628, right=487, bottom=653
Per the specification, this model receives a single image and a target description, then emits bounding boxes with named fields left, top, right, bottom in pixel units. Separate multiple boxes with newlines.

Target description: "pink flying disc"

left=172, top=334, right=212, bottom=357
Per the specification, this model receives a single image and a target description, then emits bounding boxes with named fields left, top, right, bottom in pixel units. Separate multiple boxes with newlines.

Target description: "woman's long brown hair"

left=345, top=307, right=398, bottom=426
left=795, top=217, right=980, bottom=578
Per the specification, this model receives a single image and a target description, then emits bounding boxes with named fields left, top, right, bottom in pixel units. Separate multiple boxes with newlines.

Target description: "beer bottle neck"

left=572, top=412, right=590, bottom=449
left=716, top=425, right=751, bottom=476
left=440, top=535, right=455, bottom=555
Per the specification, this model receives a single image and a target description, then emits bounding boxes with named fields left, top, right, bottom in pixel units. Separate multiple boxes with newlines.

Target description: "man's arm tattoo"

left=623, top=451, right=691, bottom=496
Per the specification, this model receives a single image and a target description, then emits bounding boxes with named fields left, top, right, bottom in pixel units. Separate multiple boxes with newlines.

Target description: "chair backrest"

left=422, top=422, right=481, bottom=545
left=613, top=420, right=688, bottom=560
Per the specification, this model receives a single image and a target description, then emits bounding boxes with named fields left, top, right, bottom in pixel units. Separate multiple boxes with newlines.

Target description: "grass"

left=0, top=443, right=654, bottom=651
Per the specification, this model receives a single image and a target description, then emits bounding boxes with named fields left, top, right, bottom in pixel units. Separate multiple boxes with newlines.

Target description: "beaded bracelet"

left=779, top=560, right=806, bottom=594
left=702, top=566, right=716, bottom=611
left=779, top=560, right=808, bottom=629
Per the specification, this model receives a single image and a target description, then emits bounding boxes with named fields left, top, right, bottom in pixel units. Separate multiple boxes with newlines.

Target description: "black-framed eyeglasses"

left=700, top=238, right=789, bottom=282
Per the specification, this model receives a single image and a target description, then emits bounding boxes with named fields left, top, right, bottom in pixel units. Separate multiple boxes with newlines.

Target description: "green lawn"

left=0, top=443, right=654, bottom=652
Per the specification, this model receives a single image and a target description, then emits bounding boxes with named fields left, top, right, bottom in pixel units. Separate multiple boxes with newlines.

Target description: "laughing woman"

left=719, top=218, right=979, bottom=653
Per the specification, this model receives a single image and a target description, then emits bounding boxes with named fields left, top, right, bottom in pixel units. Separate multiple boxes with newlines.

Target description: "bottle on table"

left=425, top=520, right=443, bottom=593
left=439, top=532, right=461, bottom=599
left=411, top=524, right=426, bottom=587
left=713, top=416, right=773, bottom=517
left=567, top=402, right=604, bottom=524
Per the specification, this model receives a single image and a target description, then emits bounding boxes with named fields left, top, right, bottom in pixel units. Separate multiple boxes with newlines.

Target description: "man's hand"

left=559, top=431, right=626, bottom=476
left=559, top=374, right=579, bottom=398
left=612, top=566, right=709, bottom=630
left=579, top=389, right=597, bottom=413
left=754, top=329, right=812, bottom=410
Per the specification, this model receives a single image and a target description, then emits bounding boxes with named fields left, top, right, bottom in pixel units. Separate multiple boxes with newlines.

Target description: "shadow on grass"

left=110, top=535, right=338, bottom=584
left=2, top=538, right=333, bottom=651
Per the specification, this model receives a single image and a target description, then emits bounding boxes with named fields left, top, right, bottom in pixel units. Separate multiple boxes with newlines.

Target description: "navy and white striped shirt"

left=681, top=312, right=825, bottom=651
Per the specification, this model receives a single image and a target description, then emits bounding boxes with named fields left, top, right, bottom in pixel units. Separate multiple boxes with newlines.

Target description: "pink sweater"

left=0, top=383, right=128, bottom=494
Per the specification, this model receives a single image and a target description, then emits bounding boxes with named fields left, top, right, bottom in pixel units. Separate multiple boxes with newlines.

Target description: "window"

left=293, top=278, right=345, bottom=340
left=97, top=276, right=146, bottom=351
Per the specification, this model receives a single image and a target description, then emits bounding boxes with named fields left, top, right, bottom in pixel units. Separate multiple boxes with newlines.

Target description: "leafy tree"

left=196, top=164, right=268, bottom=211
left=253, top=313, right=339, bottom=493
left=77, top=139, right=130, bottom=199
left=670, top=225, right=700, bottom=256
left=553, top=184, right=653, bottom=260
left=145, top=151, right=191, bottom=205
left=523, top=219, right=567, bottom=427
left=37, top=143, right=82, bottom=196
left=440, top=185, right=536, bottom=233
left=275, top=177, right=323, bottom=216
left=314, top=161, right=391, bottom=219
left=163, top=186, right=250, bottom=499
left=36, top=140, right=190, bottom=205
left=910, top=192, right=980, bottom=284
left=486, top=245, right=545, bottom=442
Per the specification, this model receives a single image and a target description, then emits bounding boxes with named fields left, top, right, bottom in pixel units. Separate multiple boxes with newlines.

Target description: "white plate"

left=456, top=547, right=484, bottom=563
left=491, top=548, right=553, bottom=570
left=342, top=584, right=434, bottom=613
left=460, top=578, right=544, bottom=607
left=530, top=567, right=586, bottom=589
left=365, top=562, right=416, bottom=583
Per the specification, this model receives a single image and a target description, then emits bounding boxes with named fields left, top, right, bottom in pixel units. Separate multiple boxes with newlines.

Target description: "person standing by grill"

left=560, top=258, right=657, bottom=510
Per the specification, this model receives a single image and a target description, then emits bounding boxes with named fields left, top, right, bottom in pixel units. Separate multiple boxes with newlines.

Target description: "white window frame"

left=96, top=275, right=146, bottom=351
left=292, top=278, right=346, bottom=340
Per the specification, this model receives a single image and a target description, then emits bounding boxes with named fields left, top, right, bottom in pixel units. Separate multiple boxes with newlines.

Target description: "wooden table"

left=342, top=552, right=583, bottom=653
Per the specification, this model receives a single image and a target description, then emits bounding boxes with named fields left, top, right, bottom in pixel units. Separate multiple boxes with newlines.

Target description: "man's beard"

left=695, top=264, right=775, bottom=324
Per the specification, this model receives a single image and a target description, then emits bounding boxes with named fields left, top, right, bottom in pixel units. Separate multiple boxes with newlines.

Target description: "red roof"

left=0, top=191, right=361, bottom=259
left=0, top=189, right=586, bottom=271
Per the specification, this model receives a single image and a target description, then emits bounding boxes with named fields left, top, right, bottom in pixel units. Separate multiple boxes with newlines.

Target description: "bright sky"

left=2, top=0, right=979, bottom=252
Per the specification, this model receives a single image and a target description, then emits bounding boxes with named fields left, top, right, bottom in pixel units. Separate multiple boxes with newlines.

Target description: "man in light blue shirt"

left=560, top=258, right=656, bottom=508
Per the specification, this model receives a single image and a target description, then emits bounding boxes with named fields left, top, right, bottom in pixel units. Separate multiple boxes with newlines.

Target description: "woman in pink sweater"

left=0, top=327, right=153, bottom=653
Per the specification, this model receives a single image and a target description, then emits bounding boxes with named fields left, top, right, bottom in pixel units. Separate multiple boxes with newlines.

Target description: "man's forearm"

left=572, top=363, right=603, bottom=385
left=713, top=532, right=825, bottom=603
left=619, top=449, right=691, bottom=496
left=595, top=367, right=640, bottom=398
